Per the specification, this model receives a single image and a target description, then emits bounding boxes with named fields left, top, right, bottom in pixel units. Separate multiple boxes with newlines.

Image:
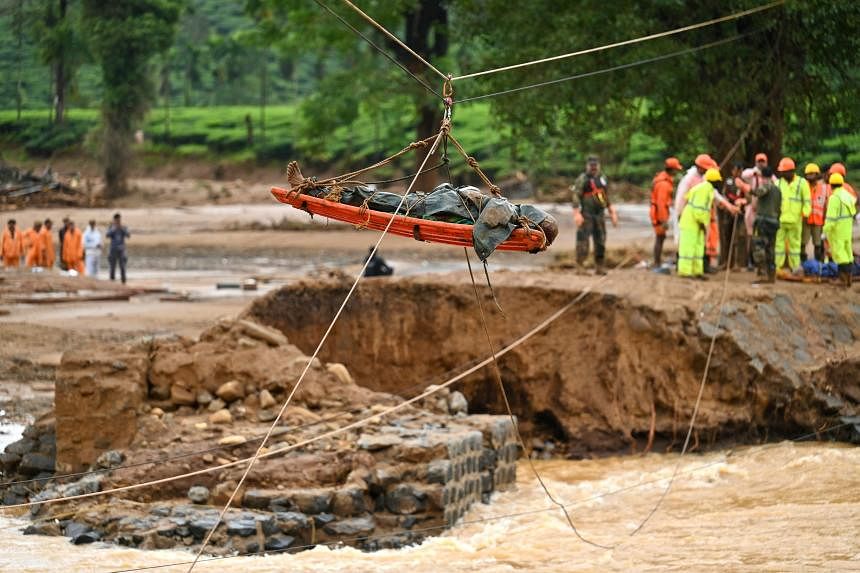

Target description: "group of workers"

left=0, top=213, right=131, bottom=283
left=653, top=153, right=856, bottom=287
left=571, top=154, right=857, bottom=288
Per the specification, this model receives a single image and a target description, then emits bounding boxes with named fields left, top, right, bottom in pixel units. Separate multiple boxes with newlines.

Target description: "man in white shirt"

left=82, top=219, right=102, bottom=278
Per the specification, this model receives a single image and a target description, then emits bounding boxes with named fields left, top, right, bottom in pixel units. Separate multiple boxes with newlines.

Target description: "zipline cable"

left=184, top=128, right=447, bottom=572
left=452, top=0, right=783, bottom=81
left=312, top=0, right=444, bottom=100
left=458, top=33, right=753, bottom=104
left=340, top=0, right=448, bottom=81
left=96, top=421, right=852, bottom=573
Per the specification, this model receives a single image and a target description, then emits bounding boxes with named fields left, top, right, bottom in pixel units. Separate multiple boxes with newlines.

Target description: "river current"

left=1, top=441, right=857, bottom=572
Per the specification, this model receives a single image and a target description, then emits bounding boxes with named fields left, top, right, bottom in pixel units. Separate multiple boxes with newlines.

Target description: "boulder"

left=332, top=487, right=367, bottom=517
left=196, top=390, right=214, bottom=406
left=256, top=410, right=277, bottom=423
left=323, top=516, right=375, bottom=537
left=326, top=363, right=353, bottom=385
left=357, top=434, right=401, bottom=451
left=264, top=534, right=295, bottom=551
left=216, top=380, right=245, bottom=403
left=207, top=399, right=226, bottom=413
left=259, top=389, right=276, bottom=409
left=238, top=319, right=288, bottom=347
left=209, top=409, right=233, bottom=425
left=291, top=489, right=332, bottom=514
left=448, top=391, right=468, bottom=415
left=217, top=435, right=246, bottom=446
left=18, top=453, right=55, bottom=476
left=385, top=484, right=427, bottom=515
left=226, top=517, right=256, bottom=537
left=96, top=450, right=125, bottom=469
left=170, top=384, right=196, bottom=406
left=188, top=486, right=210, bottom=504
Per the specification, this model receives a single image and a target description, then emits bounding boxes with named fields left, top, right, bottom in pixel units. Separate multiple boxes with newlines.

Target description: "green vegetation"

left=1, top=0, right=859, bottom=194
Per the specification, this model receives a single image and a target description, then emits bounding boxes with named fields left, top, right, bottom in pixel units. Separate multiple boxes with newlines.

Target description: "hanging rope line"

left=184, top=129, right=447, bottom=572
left=340, top=0, right=448, bottom=81
left=628, top=126, right=753, bottom=535
left=464, top=247, right=623, bottom=549
left=312, top=0, right=443, bottom=100
left=96, top=421, right=852, bottom=573
left=451, top=0, right=783, bottom=81
left=457, top=33, right=753, bottom=104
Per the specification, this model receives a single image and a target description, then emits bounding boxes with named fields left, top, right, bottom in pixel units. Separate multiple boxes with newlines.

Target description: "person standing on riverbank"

left=83, top=220, right=103, bottom=278
left=1, top=219, right=23, bottom=268
left=572, top=156, right=618, bottom=275
left=824, top=172, right=857, bottom=288
left=40, top=219, right=55, bottom=268
left=751, top=166, right=782, bottom=284
left=650, top=157, right=682, bottom=267
left=24, top=221, right=43, bottom=267
left=106, top=212, right=130, bottom=284
left=775, top=157, right=811, bottom=273
left=61, top=220, right=84, bottom=274
left=677, top=168, right=723, bottom=279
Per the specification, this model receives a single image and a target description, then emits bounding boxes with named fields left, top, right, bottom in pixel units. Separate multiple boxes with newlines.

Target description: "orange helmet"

left=830, top=162, right=847, bottom=176
left=776, top=157, right=796, bottom=172
left=694, top=154, right=714, bottom=170
left=664, top=157, right=683, bottom=170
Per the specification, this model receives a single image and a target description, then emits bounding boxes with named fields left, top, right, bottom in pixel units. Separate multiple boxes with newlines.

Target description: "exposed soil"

left=246, top=270, right=860, bottom=455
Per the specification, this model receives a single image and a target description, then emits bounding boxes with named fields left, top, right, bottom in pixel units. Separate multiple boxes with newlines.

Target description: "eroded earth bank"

left=2, top=269, right=859, bottom=556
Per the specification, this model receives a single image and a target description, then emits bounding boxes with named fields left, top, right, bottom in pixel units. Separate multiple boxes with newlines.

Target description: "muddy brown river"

left=2, top=441, right=857, bottom=572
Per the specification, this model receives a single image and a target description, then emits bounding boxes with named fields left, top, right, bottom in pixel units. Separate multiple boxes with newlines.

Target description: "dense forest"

left=1, top=0, right=859, bottom=195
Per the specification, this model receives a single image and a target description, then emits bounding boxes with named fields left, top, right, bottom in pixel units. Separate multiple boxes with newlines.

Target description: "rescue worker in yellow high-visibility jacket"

left=823, top=172, right=857, bottom=288
left=775, top=157, right=811, bottom=271
left=678, top=168, right=723, bottom=279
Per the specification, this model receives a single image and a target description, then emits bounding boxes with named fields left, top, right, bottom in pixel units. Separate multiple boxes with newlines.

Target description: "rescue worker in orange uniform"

left=40, top=219, right=56, bottom=268
left=650, top=157, right=683, bottom=267
left=61, top=220, right=85, bottom=274
left=828, top=163, right=856, bottom=199
left=1, top=219, right=24, bottom=268
left=24, top=221, right=44, bottom=267
left=802, top=163, right=829, bottom=262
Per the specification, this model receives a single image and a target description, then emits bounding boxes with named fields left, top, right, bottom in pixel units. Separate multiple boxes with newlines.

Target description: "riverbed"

left=2, top=441, right=857, bottom=572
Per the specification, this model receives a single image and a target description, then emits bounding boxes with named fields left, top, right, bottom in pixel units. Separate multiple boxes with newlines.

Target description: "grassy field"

left=2, top=105, right=859, bottom=187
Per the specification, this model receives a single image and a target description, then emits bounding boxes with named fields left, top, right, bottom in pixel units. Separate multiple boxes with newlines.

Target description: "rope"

left=451, top=1, right=783, bottom=81
left=340, top=0, right=448, bottom=81
left=464, top=247, right=626, bottom=549
left=629, top=199, right=742, bottom=537
left=446, top=132, right=502, bottom=197
left=0, top=245, right=623, bottom=514
left=96, top=420, right=853, bottom=573
left=458, top=33, right=754, bottom=104
left=311, top=0, right=443, bottom=101
left=185, top=129, right=447, bottom=571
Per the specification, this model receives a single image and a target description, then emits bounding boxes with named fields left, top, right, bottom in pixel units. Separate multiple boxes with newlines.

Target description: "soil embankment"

left=247, top=270, right=860, bottom=454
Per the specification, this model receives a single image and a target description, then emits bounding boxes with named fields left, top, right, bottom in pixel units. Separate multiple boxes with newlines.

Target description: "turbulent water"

left=2, top=442, right=858, bottom=572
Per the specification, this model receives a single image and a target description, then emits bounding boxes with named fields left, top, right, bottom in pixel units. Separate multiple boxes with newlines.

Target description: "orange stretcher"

left=270, top=186, right=547, bottom=252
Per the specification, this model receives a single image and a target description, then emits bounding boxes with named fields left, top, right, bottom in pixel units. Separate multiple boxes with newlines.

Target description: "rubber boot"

left=814, top=244, right=824, bottom=262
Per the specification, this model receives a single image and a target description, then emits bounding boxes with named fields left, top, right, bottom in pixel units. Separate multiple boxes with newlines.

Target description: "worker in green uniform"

left=775, top=157, right=811, bottom=272
left=677, top=168, right=722, bottom=279
left=751, top=166, right=782, bottom=284
left=572, top=156, right=618, bottom=275
left=823, top=172, right=857, bottom=288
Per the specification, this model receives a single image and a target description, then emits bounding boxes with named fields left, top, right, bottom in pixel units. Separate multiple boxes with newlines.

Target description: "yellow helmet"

left=705, top=168, right=722, bottom=183
left=804, top=163, right=820, bottom=175
left=829, top=172, right=844, bottom=186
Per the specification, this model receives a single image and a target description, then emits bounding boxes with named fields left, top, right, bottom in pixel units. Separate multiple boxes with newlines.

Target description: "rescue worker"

left=40, top=219, right=55, bottom=268
left=802, top=163, right=829, bottom=262
left=741, top=153, right=772, bottom=269
left=828, top=163, right=857, bottom=199
left=720, top=163, right=751, bottom=269
left=677, top=168, right=723, bottom=279
left=775, top=157, right=812, bottom=272
left=24, top=221, right=44, bottom=267
left=1, top=219, right=23, bottom=269
left=61, top=220, right=84, bottom=274
left=22, top=221, right=40, bottom=266
left=750, top=166, right=782, bottom=283
left=572, top=156, right=618, bottom=275
left=57, top=216, right=70, bottom=270
left=83, top=219, right=103, bottom=278
left=673, top=154, right=714, bottom=245
left=650, top=157, right=682, bottom=267
left=106, top=212, right=130, bottom=283
left=823, top=172, right=857, bottom=288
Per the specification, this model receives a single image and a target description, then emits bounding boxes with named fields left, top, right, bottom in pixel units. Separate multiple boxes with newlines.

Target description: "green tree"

left=82, top=0, right=183, bottom=197
left=32, top=0, right=88, bottom=124
left=454, top=0, right=860, bottom=165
